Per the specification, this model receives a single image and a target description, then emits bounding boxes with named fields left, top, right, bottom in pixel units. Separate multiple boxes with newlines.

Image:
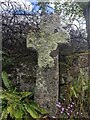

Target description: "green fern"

left=0, top=71, right=48, bottom=120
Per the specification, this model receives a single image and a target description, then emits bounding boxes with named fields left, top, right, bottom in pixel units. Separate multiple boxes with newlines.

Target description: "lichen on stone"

left=27, top=14, right=69, bottom=68
left=27, top=30, right=69, bottom=68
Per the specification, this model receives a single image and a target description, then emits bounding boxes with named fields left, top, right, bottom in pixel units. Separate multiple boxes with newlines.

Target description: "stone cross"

left=27, top=14, right=69, bottom=117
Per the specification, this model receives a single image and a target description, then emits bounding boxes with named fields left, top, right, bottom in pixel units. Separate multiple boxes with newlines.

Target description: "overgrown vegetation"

left=0, top=71, right=48, bottom=120
left=0, top=0, right=90, bottom=119
left=58, top=52, right=90, bottom=118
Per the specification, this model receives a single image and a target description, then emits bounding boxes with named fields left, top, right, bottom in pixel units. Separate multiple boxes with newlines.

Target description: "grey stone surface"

left=34, top=53, right=59, bottom=116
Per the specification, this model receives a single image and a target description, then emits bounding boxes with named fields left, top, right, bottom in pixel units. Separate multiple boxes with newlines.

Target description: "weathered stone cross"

left=27, top=14, right=69, bottom=116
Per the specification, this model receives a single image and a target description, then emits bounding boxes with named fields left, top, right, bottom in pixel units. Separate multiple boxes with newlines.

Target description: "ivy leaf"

left=71, top=86, right=77, bottom=98
left=2, top=71, right=11, bottom=90
left=30, top=101, right=48, bottom=114
left=24, top=104, right=40, bottom=119
left=39, top=108, right=48, bottom=115
left=20, top=92, right=32, bottom=99
left=30, top=101, right=40, bottom=111
left=0, top=108, right=8, bottom=120
left=14, top=104, right=23, bottom=119
left=7, top=104, right=14, bottom=118
left=0, top=92, right=5, bottom=99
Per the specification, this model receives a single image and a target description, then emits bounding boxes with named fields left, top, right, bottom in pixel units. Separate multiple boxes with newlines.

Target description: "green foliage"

left=54, top=1, right=83, bottom=22
left=2, top=51, right=13, bottom=70
left=0, top=71, right=48, bottom=120
left=2, top=71, right=11, bottom=90
left=59, top=51, right=90, bottom=118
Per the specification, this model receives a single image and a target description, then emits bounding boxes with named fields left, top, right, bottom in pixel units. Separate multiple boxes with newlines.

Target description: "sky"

left=0, top=0, right=58, bottom=15
left=0, top=0, right=55, bottom=13
left=28, top=0, right=37, bottom=2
